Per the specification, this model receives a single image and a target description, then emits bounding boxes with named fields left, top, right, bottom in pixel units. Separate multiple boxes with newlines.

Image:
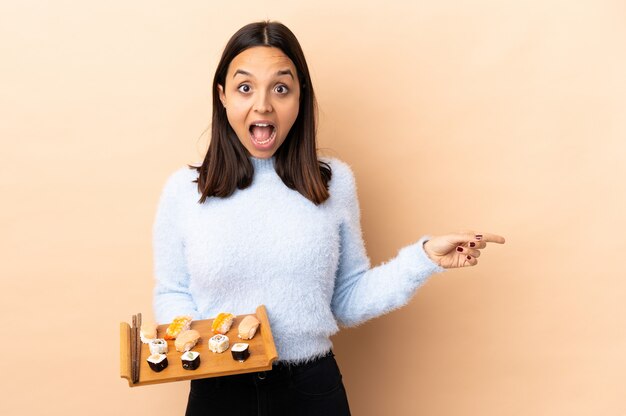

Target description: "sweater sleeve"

left=152, top=169, right=200, bottom=324
left=330, top=162, right=445, bottom=327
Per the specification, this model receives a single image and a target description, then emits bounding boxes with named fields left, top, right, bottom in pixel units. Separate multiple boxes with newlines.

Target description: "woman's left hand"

left=423, top=232, right=505, bottom=269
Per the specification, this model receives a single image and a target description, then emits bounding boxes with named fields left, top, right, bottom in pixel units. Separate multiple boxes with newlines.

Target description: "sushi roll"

left=149, top=338, right=168, bottom=355
left=208, top=334, right=229, bottom=353
left=211, top=312, right=234, bottom=335
left=181, top=351, right=201, bottom=370
left=231, top=343, right=250, bottom=362
left=147, top=353, right=168, bottom=372
left=140, top=322, right=158, bottom=344
left=238, top=315, right=260, bottom=340
left=164, top=315, right=193, bottom=340
left=175, top=329, right=200, bottom=352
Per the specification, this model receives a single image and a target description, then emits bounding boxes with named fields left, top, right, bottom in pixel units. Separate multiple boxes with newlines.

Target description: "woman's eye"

left=237, top=84, right=251, bottom=93
left=274, top=85, right=289, bottom=94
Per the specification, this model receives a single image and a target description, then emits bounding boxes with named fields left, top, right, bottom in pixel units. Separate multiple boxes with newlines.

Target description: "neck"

left=250, top=156, right=275, bottom=171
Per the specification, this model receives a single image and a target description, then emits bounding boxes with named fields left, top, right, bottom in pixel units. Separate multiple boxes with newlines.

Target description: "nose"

left=254, top=91, right=273, bottom=113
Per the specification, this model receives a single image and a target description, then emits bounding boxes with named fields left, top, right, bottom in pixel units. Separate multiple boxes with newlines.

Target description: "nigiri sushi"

left=211, top=312, right=234, bottom=335
left=164, top=315, right=192, bottom=340
left=140, top=322, right=158, bottom=344
left=238, top=315, right=260, bottom=340
left=175, top=329, right=200, bottom=352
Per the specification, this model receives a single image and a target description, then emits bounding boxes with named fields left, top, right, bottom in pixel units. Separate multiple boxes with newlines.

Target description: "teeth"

left=250, top=126, right=276, bottom=145
left=252, top=123, right=272, bottom=127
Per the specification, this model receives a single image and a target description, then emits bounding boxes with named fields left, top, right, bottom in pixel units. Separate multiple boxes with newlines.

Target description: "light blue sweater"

left=153, top=157, right=444, bottom=363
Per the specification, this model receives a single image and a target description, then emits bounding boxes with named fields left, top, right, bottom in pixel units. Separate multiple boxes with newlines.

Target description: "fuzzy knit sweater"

left=153, top=157, right=444, bottom=363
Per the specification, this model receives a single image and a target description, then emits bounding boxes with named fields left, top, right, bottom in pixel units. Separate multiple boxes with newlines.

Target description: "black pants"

left=185, top=351, right=351, bottom=416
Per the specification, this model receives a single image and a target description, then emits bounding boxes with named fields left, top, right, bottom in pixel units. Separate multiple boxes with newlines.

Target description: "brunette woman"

left=153, top=20, right=505, bottom=416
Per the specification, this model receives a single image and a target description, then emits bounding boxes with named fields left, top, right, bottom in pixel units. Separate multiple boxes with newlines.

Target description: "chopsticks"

left=130, top=313, right=142, bottom=384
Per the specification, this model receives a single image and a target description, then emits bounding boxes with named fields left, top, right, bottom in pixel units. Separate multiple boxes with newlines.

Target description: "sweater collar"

left=250, top=156, right=275, bottom=172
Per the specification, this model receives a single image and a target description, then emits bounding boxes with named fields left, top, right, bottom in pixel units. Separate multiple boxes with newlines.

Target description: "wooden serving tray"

left=120, top=305, right=278, bottom=387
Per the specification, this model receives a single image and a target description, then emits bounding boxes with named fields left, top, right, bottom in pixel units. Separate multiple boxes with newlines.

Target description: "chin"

left=247, top=148, right=276, bottom=159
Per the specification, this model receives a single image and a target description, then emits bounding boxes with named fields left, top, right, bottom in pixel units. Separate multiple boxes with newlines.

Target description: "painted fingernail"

left=456, top=247, right=464, bottom=252
left=467, top=255, right=472, bottom=260
left=469, top=242, right=476, bottom=247
left=475, top=235, right=483, bottom=241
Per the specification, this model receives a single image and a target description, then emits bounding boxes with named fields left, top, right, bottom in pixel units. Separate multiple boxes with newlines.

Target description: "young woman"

left=153, top=20, right=505, bottom=416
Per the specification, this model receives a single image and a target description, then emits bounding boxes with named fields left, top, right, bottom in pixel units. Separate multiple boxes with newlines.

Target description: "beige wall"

left=1, top=1, right=625, bottom=415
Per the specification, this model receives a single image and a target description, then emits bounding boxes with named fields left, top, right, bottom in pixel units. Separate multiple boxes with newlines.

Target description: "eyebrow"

left=233, top=69, right=294, bottom=79
left=276, top=69, right=294, bottom=79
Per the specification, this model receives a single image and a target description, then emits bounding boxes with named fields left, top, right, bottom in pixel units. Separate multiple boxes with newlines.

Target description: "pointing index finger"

left=475, top=233, right=506, bottom=244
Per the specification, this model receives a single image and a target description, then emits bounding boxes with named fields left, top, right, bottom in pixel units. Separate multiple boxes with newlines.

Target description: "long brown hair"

left=194, top=21, right=331, bottom=205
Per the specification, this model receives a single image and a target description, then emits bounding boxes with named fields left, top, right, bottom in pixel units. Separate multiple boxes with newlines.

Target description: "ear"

left=217, top=84, right=226, bottom=108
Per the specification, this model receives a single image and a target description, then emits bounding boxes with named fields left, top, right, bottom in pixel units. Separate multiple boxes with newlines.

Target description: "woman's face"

left=218, top=46, right=301, bottom=159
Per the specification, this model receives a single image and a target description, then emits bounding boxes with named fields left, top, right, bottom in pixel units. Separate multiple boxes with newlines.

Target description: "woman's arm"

left=152, top=170, right=200, bottom=324
left=329, top=162, right=505, bottom=327
left=329, top=162, right=444, bottom=327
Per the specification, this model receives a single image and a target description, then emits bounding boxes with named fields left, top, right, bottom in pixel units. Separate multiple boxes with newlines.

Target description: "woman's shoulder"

left=319, top=156, right=358, bottom=200
left=319, top=156, right=355, bottom=182
left=160, top=165, right=199, bottom=198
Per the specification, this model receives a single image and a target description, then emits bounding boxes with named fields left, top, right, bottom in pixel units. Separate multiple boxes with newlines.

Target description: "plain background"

left=1, top=0, right=625, bottom=415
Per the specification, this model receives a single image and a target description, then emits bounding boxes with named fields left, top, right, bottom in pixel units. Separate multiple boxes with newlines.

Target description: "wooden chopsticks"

left=130, top=313, right=142, bottom=384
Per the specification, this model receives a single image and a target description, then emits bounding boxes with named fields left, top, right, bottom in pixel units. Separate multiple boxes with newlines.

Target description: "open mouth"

left=249, top=122, right=276, bottom=146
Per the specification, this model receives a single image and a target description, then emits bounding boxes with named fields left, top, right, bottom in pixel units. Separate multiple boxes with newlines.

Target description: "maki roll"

left=238, top=315, right=260, bottom=340
left=208, top=334, right=229, bottom=353
left=147, top=353, right=168, bottom=372
left=211, top=312, right=234, bottom=335
left=231, top=343, right=250, bottom=362
left=149, top=338, right=168, bottom=355
left=181, top=351, right=201, bottom=370
left=175, top=329, right=200, bottom=352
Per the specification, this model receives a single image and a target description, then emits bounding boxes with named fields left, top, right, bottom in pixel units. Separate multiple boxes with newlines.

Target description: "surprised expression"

left=218, top=46, right=301, bottom=159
